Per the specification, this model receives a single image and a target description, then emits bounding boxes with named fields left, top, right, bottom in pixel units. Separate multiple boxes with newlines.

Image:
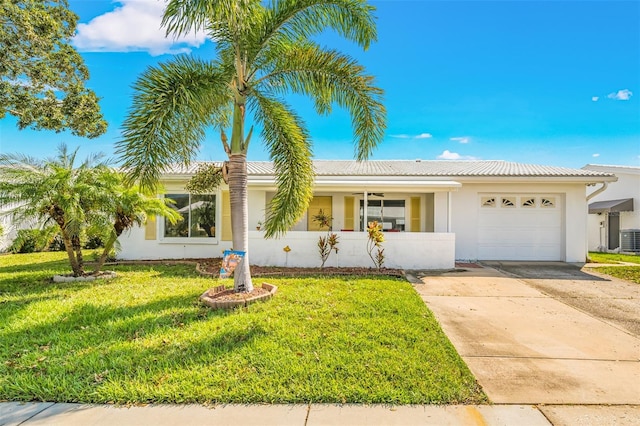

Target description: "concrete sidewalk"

left=0, top=401, right=546, bottom=426
left=4, top=401, right=640, bottom=425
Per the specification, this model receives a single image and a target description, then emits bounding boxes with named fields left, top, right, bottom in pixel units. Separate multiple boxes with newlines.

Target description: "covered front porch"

left=246, top=177, right=461, bottom=269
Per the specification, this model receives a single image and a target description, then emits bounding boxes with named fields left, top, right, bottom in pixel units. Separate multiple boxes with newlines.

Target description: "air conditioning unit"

left=620, top=229, right=640, bottom=252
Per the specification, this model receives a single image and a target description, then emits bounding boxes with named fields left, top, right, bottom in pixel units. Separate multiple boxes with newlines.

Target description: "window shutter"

left=307, top=196, right=332, bottom=231
left=144, top=216, right=157, bottom=240
left=221, top=190, right=232, bottom=241
left=410, top=197, right=421, bottom=232
left=343, top=196, right=354, bottom=230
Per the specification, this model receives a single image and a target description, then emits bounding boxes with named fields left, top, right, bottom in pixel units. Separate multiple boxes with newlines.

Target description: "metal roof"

left=588, top=198, right=634, bottom=214
left=164, top=160, right=614, bottom=178
left=583, top=164, right=640, bottom=175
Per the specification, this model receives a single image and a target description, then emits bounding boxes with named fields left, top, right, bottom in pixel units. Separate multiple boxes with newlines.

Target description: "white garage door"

left=478, top=194, right=562, bottom=261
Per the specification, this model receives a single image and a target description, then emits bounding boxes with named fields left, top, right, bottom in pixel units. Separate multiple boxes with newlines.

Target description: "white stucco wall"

left=247, top=231, right=454, bottom=269
left=451, top=182, right=589, bottom=263
left=118, top=179, right=593, bottom=265
left=118, top=227, right=455, bottom=269
left=584, top=166, right=640, bottom=251
left=117, top=186, right=455, bottom=268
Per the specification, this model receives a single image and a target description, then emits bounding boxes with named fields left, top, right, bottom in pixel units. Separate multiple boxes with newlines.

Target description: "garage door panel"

left=478, top=194, right=562, bottom=261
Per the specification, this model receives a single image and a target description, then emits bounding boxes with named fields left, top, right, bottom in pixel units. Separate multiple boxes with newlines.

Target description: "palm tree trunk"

left=72, top=235, right=85, bottom=276
left=227, top=154, right=253, bottom=293
left=93, top=234, right=117, bottom=275
left=61, top=231, right=82, bottom=276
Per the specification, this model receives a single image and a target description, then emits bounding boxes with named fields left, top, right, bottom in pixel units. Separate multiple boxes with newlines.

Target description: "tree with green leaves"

left=117, top=0, right=386, bottom=293
left=0, top=145, right=180, bottom=276
left=0, top=0, right=107, bottom=137
left=90, top=180, right=182, bottom=274
left=0, top=145, right=111, bottom=275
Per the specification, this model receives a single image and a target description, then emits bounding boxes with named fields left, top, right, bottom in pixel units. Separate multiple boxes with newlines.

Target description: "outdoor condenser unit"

left=620, top=229, right=640, bottom=252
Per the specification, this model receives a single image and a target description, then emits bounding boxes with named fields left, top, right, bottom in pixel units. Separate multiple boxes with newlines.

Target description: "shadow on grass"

left=1, top=291, right=230, bottom=356
left=0, top=259, right=72, bottom=275
left=1, top=289, right=267, bottom=402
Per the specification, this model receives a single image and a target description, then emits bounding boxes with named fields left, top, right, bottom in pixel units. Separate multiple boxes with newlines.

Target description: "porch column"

left=363, top=191, right=368, bottom=231
left=447, top=191, right=452, bottom=233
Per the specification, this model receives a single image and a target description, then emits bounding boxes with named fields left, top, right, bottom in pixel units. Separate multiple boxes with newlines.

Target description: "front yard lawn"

left=0, top=252, right=486, bottom=405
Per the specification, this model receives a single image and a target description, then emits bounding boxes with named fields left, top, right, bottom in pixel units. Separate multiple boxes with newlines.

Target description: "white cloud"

left=391, top=133, right=432, bottom=139
left=591, top=96, right=599, bottom=102
left=450, top=136, right=470, bottom=144
left=73, top=0, right=208, bottom=56
left=607, top=89, right=633, bottom=101
left=436, top=150, right=477, bottom=160
left=592, top=153, right=600, bottom=158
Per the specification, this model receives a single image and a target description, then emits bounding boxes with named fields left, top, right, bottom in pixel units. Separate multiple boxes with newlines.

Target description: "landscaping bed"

left=196, top=257, right=405, bottom=278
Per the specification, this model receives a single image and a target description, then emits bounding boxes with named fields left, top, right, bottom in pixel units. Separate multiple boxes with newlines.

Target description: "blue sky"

left=1, top=0, right=639, bottom=168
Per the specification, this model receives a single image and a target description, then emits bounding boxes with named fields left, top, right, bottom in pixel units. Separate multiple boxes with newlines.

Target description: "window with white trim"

left=165, top=194, right=216, bottom=238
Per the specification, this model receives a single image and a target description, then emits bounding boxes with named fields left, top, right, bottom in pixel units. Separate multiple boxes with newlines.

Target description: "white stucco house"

left=583, top=164, right=640, bottom=253
left=117, top=160, right=616, bottom=269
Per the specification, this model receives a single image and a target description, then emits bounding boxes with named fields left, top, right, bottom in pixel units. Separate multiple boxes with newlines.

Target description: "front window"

left=165, top=194, right=216, bottom=238
left=359, top=199, right=406, bottom=231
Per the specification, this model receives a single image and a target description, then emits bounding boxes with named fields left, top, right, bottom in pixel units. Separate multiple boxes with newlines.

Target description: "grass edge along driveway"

left=588, top=252, right=640, bottom=284
left=0, top=252, right=486, bottom=405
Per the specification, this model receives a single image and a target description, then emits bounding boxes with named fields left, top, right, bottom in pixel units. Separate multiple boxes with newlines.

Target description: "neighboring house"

left=583, top=164, right=640, bottom=253
left=118, top=160, right=616, bottom=269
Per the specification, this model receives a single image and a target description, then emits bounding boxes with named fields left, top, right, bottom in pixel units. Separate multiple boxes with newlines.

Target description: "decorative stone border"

left=200, top=283, right=278, bottom=310
left=52, top=271, right=117, bottom=283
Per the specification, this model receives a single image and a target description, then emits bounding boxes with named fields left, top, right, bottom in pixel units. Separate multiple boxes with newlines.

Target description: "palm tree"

left=0, top=145, right=111, bottom=276
left=91, top=180, right=182, bottom=274
left=116, top=0, right=386, bottom=292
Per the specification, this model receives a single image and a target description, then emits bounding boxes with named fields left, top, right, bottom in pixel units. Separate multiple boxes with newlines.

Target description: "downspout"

left=585, top=181, right=609, bottom=258
left=586, top=181, right=608, bottom=201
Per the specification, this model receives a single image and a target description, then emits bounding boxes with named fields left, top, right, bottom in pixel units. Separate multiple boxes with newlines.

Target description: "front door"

left=608, top=213, right=620, bottom=250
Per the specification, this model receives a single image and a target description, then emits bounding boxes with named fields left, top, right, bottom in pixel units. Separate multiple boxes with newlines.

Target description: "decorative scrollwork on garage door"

left=481, top=197, right=496, bottom=207
left=541, top=197, right=555, bottom=207
left=501, top=197, right=516, bottom=207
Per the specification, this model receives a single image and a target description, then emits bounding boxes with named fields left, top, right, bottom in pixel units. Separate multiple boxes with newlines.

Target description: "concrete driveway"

left=413, top=263, right=640, bottom=405
left=485, top=261, right=640, bottom=337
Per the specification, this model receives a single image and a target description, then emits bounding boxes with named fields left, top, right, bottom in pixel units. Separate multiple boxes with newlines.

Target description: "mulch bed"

left=196, top=258, right=405, bottom=278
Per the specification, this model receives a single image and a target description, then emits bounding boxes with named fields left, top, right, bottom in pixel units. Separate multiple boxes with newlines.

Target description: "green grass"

left=587, top=252, right=640, bottom=284
left=594, top=266, right=640, bottom=284
left=0, top=252, right=486, bottom=405
left=588, top=252, right=640, bottom=264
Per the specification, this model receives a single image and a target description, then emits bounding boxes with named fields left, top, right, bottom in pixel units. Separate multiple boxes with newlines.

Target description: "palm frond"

left=257, top=43, right=386, bottom=160
left=163, top=0, right=263, bottom=41
left=258, top=0, right=377, bottom=55
left=115, top=56, right=232, bottom=191
left=250, top=92, right=314, bottom=238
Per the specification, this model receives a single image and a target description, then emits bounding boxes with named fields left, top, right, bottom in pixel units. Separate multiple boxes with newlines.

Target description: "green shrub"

left=8, top=227, right=61, bottom=253
left=83, top=235, right=105, bottom=249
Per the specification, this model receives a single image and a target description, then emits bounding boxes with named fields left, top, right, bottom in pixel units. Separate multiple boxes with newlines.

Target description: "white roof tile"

left=164, top=160, right=614, bottom=178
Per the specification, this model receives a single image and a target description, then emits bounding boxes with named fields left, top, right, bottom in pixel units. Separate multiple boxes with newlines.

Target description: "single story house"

left=118, top=160, right=616, bottom=269
left=583, top=164, right=640, bottom=253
